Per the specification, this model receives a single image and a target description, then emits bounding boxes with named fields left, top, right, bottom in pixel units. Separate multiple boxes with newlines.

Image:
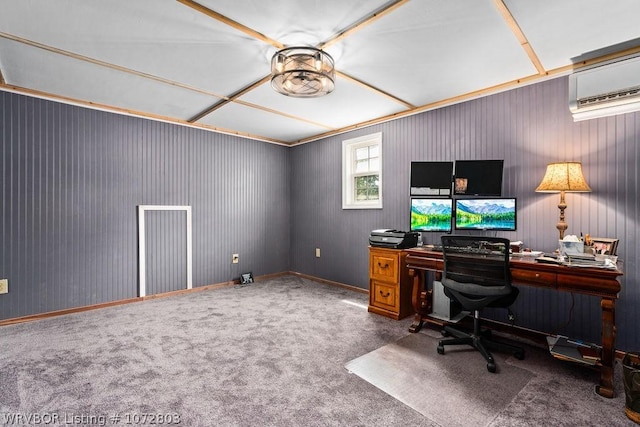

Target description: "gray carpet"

left=345, top=331, right=534, bottom=427
left=0, top=276, right=431, bottom=427
left=0, top=275, right=635, bottom=426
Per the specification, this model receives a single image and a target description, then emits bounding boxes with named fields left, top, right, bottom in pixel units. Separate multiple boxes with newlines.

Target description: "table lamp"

left=535, top=162, right=591, bottom=240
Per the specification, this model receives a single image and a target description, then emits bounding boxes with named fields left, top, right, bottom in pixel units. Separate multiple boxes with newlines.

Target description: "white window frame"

left=342, top=132, right=382, bottom=209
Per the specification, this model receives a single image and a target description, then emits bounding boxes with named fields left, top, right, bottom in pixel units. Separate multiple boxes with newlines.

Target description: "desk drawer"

left=512, top=269, right=556, bottom=287
left=371, top=281, right=397, bottom=310
left=370, top=253, right=399, bottom=282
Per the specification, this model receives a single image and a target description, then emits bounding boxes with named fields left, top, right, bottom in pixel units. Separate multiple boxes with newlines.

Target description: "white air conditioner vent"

left=577, top=86, right=640, bottom=108
left=569, top=55, right=640, bottom=121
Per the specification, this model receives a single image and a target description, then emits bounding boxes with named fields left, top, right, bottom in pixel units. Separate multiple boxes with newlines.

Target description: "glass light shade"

left=271, top=47, right=335, bottom=98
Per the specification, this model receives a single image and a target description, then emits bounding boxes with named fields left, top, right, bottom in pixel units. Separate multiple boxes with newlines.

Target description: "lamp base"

left=557, top=191, right=567, bottom=240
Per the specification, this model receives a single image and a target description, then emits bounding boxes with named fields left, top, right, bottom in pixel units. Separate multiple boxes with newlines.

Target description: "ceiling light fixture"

left=271, top=46, right=335, bottom=98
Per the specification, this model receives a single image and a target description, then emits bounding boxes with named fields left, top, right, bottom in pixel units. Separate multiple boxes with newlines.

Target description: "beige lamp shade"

left=535, top=162, right=591, bottom=193
left=535, top=161, right=591, bottom=240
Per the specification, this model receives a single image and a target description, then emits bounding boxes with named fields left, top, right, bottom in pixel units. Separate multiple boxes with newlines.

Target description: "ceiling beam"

left=179, top=0, right=413, bottom=113
left=232, top=98, right=334, bottom=130
left=188, top=75, right=271, bottom=122
left=176, top=0, right=284, bottom=49
left=189, top=78, right=333, bottom=131
left=293, top=44, right=640, bottom=145
left=1, top=29, right=332, bottom=137
left=0, top=83, right=290, bottom=145
left=317, top=1, right=413, bottom=108
left=337, top=71, right=415, bottom=109
left=0, top=32, right=227, bottom=100
left=5, top=43, right=639, bottom=148
left=493, top=0, right=546, bottom=75
left=319, top=0, right=410, bottom=50
left=187, top=74, right=333, bottom=130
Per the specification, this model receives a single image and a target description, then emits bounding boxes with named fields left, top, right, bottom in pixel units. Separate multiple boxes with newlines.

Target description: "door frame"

left=137, top=205, right=193, bottom=297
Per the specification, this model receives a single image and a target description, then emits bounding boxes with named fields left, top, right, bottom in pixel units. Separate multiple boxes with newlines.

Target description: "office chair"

left=437, top=235, right=524, bottom=372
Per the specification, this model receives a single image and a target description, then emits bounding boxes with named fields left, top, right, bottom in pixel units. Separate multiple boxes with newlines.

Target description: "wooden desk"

left=405, top=247, right=623, bottom=398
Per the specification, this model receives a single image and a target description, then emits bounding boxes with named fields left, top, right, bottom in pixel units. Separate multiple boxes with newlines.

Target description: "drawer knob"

left=535, top=273, right=540, bottom=278
left=378, top=262, right=389, bottom=269
left=379, top=290, right=391, bottom=297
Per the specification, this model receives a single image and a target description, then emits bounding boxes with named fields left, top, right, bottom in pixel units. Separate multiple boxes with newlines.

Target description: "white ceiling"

left=1, top=0, right=640, bottom=145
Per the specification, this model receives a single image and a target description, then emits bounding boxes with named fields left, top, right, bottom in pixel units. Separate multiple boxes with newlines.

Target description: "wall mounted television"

left=454, top=160, right=504, bottom=196
left=454, top=198, right=517, bottom=231
left=410, top=198, right=453, bottom=232
left=410, top=161, right=453, bottom=196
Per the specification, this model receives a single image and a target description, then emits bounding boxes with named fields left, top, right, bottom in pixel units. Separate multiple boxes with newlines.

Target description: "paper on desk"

left=535, top=256, right=563, bottom=264
left=566, top=263, right=618, bottom=269
left=564, top=258, right=618, bottom=269
left=512, top=250, right=543, bottom=257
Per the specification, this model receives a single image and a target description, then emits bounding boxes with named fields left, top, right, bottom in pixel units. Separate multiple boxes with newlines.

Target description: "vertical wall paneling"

left=1, top=75, right=638, bottom=352
left=291, top=76, right=639, bottom=351
left=0, top=91, right=290, bottom=320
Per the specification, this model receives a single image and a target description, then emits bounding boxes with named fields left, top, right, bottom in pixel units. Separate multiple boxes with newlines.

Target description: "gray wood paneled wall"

left=290, top=76, right=639, bottom=351
left=0, top=91, right=290, bottom=319
left=1, top=74, right=638, bottom=352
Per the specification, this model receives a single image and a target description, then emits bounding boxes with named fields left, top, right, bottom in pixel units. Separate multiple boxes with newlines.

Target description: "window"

left=342, top=132, right=382, bottom=209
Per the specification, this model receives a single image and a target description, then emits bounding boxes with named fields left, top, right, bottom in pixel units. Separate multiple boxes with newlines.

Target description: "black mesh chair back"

left=437, top=235, right=524, bottom=372
left=441, top=236, right=513, bottom=310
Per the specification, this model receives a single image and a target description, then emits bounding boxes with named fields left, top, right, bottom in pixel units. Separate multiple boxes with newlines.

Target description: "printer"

left=369, top=229, right=419, bottom=249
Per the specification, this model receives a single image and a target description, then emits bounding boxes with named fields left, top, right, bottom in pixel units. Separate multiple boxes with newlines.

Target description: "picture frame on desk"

left=590, top=238, right=619, bottom=256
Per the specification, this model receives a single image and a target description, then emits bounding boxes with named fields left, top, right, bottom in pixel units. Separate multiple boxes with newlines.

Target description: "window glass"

left=342, top=133, right=382, bottom=209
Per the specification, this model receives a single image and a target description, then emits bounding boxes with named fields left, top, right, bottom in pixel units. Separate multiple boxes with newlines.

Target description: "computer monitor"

left=410, top=161, right=453, bottom=196
left=454, top=197, right=517, bottom=231
left=454, top=160, right=504, bottom=196
left=410, top=198, right=453, bottom=232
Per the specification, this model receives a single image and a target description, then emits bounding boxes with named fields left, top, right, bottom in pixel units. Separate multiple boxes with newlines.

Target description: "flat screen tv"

left=454, top=198, right=517, bottom=231
left=454, top=160, right=504, bottom=196
left=410, top=198, right=453, bottom=232
left=410, top=161, right=453, bottom=196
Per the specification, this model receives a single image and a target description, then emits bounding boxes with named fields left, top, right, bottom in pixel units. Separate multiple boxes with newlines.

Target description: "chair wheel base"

left=487, top=362, right=497, bottom=373
left=437, top=345, right=445, bottom=355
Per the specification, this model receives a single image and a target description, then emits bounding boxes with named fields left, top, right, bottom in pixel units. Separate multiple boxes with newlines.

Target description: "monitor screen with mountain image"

left=411, top=198, right=453, bottom=232
left=455, top=198, right=517, bottom=231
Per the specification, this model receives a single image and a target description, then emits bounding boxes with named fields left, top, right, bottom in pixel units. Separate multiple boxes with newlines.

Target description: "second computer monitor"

left=454, top=198, right=516, bottom=231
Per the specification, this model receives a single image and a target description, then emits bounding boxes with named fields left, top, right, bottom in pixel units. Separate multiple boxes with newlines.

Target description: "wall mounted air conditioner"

left=569, top=54, right=640, bottom=121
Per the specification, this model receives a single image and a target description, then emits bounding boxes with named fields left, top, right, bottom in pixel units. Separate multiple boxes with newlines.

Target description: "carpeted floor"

left=346, top=328, right=634, bottom=426
left=0, top=275, right=635, bottom=426
left=346, top=330, right=534, bottom=427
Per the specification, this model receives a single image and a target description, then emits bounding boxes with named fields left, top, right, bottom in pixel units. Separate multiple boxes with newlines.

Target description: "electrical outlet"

left=232, top=254, right=239, bottom=264
left=315, top=248, right=321, bottom=258
left=0, top=279, right=8, bottom=294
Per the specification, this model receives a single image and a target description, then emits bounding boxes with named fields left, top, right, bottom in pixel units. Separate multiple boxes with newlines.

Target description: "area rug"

left=345, top=330, right=534, bottom=427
